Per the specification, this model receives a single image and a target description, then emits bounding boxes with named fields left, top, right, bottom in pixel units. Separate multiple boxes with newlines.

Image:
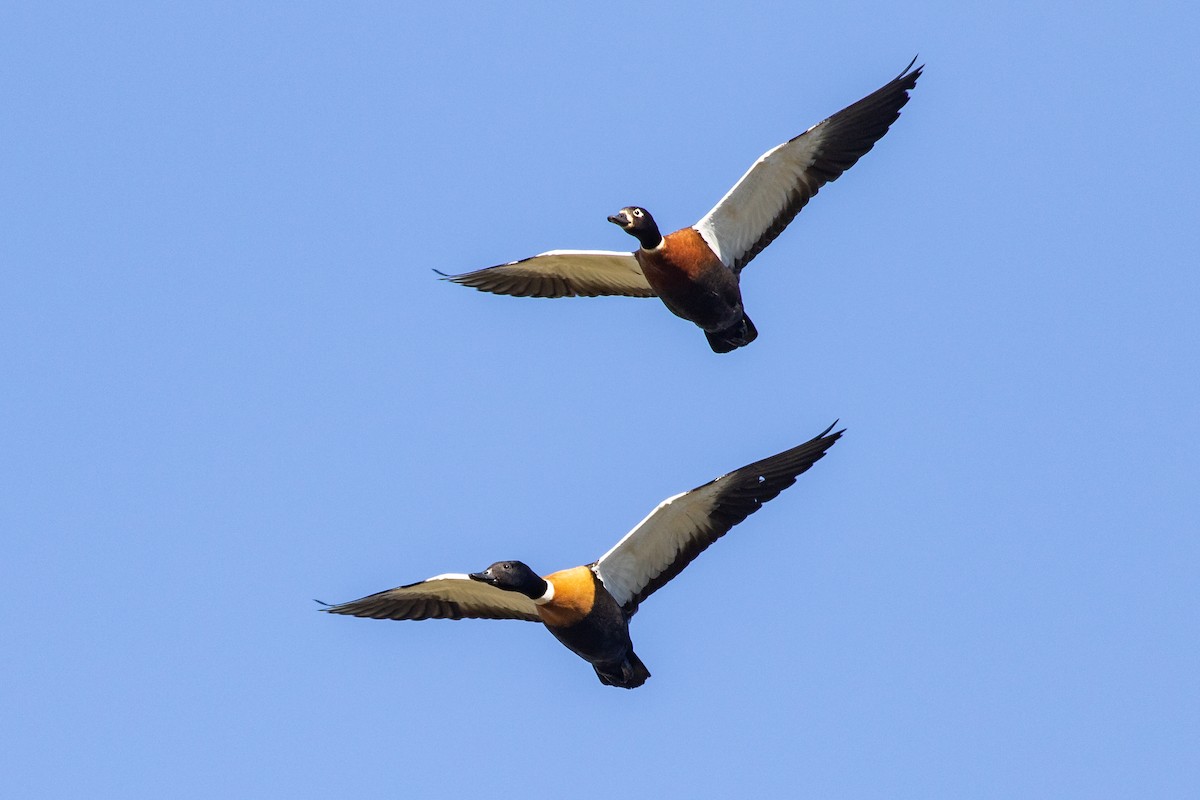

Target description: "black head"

left=469, top=561, right=548, bottom=600
left=607, top=206, right=663, bottom=250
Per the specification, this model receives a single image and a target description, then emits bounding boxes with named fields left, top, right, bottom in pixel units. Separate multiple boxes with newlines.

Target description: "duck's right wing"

left=321, top=573, right=541, bottom=622
left=438, top=250, right=655, bottom=298
left=593, top=423, right=844, bottom=617
left=694, top=59, right=922, bottom=274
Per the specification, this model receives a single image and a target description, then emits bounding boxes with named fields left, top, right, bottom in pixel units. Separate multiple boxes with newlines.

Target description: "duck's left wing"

left=694, top=59, right=922, bottom=274
left=593, top=423, right=843, bottom=617
left=438, top=250, right=654, bottom=298
left=321, top=573, right=542, bottom=622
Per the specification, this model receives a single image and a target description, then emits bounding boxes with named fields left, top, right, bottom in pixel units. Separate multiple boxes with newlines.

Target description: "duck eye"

left=632, top=209, right=643, bottom=217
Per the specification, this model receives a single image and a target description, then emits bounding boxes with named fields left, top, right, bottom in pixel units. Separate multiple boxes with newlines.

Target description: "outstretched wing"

left=694, top=59, right=922, bottom=274
left=593, top=423, right=843, bottom=616
left=322, top=573, right=541, bottom=622
left=439, top=250, right=655, bottom=298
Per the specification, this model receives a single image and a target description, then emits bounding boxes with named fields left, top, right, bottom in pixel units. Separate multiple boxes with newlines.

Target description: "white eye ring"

left=632, top=209, right=643, bottom=217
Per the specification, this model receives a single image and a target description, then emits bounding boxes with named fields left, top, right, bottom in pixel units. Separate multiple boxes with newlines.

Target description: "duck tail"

left=594, top=651, right=652, bottom=689
left=704, top=313, right=758, bottom=353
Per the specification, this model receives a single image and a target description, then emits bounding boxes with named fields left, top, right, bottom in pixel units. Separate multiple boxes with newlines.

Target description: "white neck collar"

left=534, top=580, right=555, bottom=605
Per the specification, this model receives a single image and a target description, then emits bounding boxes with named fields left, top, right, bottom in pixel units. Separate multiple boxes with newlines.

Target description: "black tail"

left=704, top=313, right=758, bottom=354
left=594, top=651, right=651, bottom=689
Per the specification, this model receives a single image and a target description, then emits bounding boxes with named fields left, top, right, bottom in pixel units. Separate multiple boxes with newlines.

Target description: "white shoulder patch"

left=693, top=224, right=726, bottom=264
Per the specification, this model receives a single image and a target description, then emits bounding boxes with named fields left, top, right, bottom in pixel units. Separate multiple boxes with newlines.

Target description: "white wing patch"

left=694, top=128, right=826, bottom=270
left=426, top=572, right=472, bottom=582
left=594, top=487, right=721, bottom=609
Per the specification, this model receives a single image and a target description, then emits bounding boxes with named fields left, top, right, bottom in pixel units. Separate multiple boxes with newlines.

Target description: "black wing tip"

left=435, top=268, right=502, bottom=294
left=433, top=268, right=472, bottom=285
left=899, top=54, right=923, bottom=79
left=787, top=420, right=843, bottom=464
left=316, top=597, right=372, bottom=615
left=814, top=419, right=846, bottom=442
left=768, top=420, right=843, bottom=467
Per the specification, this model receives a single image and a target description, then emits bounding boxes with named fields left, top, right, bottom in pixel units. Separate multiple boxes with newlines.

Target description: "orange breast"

left=537, top=566, right=596, bottom=628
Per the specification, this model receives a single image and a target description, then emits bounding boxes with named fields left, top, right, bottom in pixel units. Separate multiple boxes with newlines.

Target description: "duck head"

left=607, top=206, right=663, bottom=250
left=469, top=561, right=549, bottom=601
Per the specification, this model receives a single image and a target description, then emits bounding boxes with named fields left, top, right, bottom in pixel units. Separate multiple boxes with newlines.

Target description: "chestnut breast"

left=636, top=228, right=726, bottom=289
left=635, top=228, right=743, bottom=329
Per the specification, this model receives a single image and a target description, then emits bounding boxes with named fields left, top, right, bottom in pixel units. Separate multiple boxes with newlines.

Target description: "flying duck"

left=439, top=59, right=921, bottom=353
left=323, top=422, right=842, bottom=688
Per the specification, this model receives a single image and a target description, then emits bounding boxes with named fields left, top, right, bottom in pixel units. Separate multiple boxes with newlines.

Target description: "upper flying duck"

left=440, top=59, right=921, bottom=353
left=323, top=422, right=842, bottom=688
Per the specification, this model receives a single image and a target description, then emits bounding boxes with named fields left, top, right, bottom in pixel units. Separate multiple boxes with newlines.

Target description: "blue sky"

left=3, top=1, right=1197, bottom=796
